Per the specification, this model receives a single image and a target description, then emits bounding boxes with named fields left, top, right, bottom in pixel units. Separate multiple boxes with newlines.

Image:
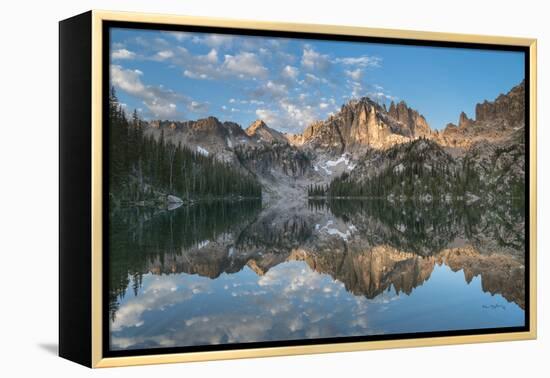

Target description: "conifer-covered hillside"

left=326, top=137, right=524, bottom=200
left=108, top=88, right=262, bottom=206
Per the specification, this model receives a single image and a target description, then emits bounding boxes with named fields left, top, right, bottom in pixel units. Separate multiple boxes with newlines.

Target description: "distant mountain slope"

left=144, top=116, right=254, bottom=165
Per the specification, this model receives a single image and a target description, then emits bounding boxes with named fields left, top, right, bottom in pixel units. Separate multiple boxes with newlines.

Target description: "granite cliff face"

left=476, top=80, right=525, bottom=125
left=388, top=100, right=433, bottom=138
left=438, top=81, right=525, bottom=148
left=298, top=97, right=422, bottom=153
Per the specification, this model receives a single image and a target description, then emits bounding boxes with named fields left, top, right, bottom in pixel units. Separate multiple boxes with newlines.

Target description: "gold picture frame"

left=59, top=10, right=537, bottom=368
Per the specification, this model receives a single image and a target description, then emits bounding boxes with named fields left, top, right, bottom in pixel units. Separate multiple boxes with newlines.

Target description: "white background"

left=0, top=0, right=547, bottom=376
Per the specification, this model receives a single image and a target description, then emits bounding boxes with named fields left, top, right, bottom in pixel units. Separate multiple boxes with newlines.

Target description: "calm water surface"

left=109, top=198, right=525, bottom=350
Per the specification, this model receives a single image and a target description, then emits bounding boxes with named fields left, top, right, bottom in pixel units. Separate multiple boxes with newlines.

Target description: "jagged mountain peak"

left=298, top=95, right=433, bottom=153
left=458, top=111, right=473, bottom=128
left=439, top=80, right=525, bottom=148
left=245, top=119, right=287, bottom=143
left=389, top=99, right=409, bottom=110
left=245, top=119, right=269, bottom=135
left=387, top=100, right=432, bottom=138
left=191, top=116, right=223, bottom=130
left=346, top=96, right=383, bottom=109
left=146, top=117, right=250, bottom=143
left=388, top=99, right=419, bottom=115
left=475, top=80, right=525, bottom=124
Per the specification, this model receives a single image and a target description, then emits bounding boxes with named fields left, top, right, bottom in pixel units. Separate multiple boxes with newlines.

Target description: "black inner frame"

left=102, top=20, right=531, bottom=359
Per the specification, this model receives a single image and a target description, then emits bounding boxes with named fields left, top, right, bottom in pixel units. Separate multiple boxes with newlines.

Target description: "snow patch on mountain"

left=315, top=153, right=356, bottom=176
left=326, top=155, right=348, bottom=167
left=197, top=146, right=209, bottom=156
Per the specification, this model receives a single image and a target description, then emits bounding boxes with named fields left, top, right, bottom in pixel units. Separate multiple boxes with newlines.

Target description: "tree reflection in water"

left=108, top=197, right=525, bottom=349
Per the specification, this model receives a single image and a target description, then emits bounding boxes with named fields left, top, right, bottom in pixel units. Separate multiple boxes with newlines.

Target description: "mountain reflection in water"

left=108, top=198, right=525, bottom=350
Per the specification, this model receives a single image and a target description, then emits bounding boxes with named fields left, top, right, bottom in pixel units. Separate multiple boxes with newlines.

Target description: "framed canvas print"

left=59, top=10, right=537, bottom=368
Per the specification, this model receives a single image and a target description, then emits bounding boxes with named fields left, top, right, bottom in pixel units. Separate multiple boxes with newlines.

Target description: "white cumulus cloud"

left=222, top=52, right=268, bottom=78
left=282, top=65, right=299, bottom=80
left=112, top=48, right=136, bottom=60
left=111, top=64, right=207, bottom=119
left=301, top=46, right=331, bottom=72
left=345, top=68, right=362, bottom=81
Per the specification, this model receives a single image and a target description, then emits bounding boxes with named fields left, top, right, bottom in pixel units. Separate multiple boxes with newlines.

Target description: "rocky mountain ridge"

left=294, top=97, right=426, bottom=153
left=141, top=81, right=525, bottom=200
left=145, top=80, right=524, bottom=155
left=437, top=80, right=525, bottom=148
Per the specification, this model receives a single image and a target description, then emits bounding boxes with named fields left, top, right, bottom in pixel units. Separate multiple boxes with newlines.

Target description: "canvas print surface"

left=107, top=26, right=527, bottom=352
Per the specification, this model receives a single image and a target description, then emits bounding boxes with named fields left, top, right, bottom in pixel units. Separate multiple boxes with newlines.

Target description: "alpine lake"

left=108, top=196, right=525, bottom=351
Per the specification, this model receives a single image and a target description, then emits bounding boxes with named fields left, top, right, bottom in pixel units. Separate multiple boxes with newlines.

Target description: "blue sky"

left=110, top=27, right=524, bottom=133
